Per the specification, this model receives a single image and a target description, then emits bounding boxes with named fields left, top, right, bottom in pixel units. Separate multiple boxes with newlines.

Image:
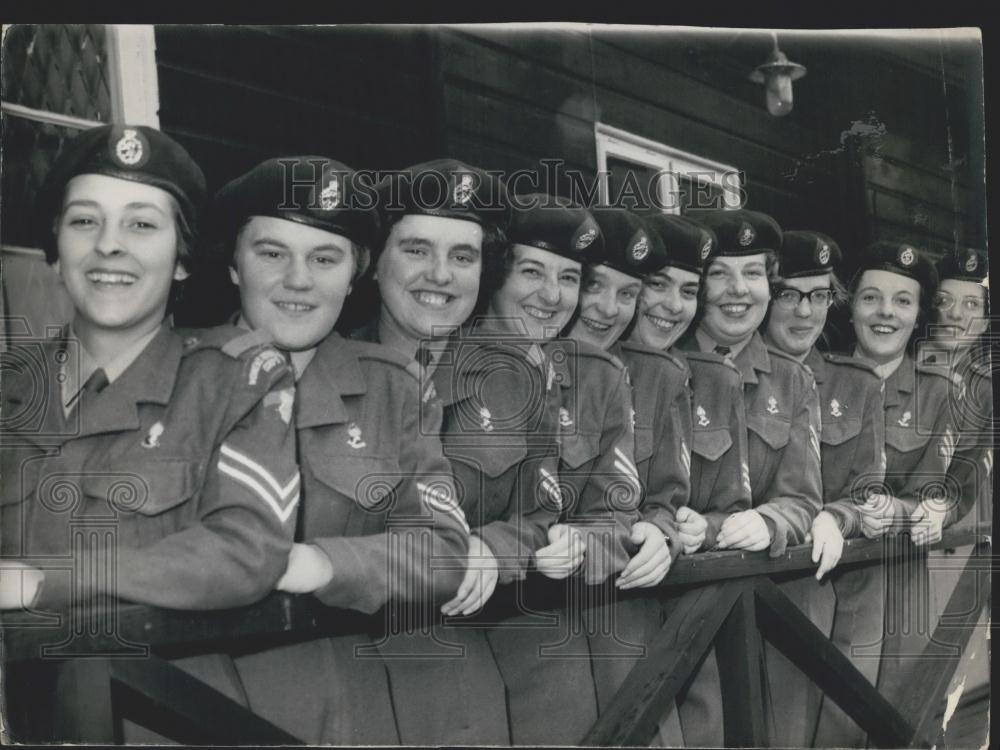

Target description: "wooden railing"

left=1, top=530, right=992, bottom=746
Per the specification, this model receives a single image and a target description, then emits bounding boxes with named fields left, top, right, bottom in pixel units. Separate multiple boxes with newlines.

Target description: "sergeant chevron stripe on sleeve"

left=218, top=443, right=301, bottom=523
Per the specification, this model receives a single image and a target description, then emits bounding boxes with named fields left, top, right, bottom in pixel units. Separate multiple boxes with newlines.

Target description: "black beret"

left=642, top=214, right=717, bottom=275
left=777, top=230, right=843, bottom=278
left=696, top=208, right=783, bottom=258
left=208, top=156, right=380, bottom=258
left=34, top=124, right=206, bottom=260
left=588, top=208, right=668, bottom=278
left=376, top=158, right=508, bottom=232
left=857, top=241, right=938, bottom=295
left=936, top=247, right=988, bottom=284
left=506, top=194, right=603, bottom=264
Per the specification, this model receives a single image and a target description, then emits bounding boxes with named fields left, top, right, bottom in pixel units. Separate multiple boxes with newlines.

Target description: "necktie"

left=714, top=345, right=731, bottom=357
left=65, top=368, right=109, bottom=411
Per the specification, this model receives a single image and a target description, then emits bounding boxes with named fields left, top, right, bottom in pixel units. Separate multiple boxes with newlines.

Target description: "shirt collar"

left=693, top=326, right=753, bottom=359
left=296, top=332, right=367, bottom=427
left=730, top=331, right=770, bottom=385
left=62, top=323, right=163, bottom=415
left=804, top=347, right=827, bottom=383
left=856, top=347, right=906, bottom=381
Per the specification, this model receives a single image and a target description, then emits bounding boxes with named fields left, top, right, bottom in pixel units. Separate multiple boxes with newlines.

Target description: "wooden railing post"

left=581, top=580, right=742, bottom=746
left=52, top=658, right=116, bottom=743
left=714, top=578, right=766, bottom=747
left=753, top=575, right=915, bottom=747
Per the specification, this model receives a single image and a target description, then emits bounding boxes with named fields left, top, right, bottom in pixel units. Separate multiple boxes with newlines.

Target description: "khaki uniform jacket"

left=1, top=323, right=299, bottom=610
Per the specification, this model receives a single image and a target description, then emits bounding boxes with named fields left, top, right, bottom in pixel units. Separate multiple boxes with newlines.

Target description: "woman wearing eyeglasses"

left=761, top=231, right=889, bottom=747
left=920, top=249, right=992, bottom=531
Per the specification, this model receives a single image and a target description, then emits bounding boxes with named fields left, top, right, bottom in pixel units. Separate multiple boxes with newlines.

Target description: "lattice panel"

left=2, top=24, right=112, bottom=121
left=1, top=117, right=90, bottom=247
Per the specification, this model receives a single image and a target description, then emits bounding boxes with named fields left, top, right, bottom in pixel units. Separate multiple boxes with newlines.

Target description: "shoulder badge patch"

left=249, top=349, right=286, bottom=386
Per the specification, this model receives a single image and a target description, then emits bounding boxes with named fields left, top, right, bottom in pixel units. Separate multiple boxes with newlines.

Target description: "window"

left=594, top=122, right=742, bottom=214
left=1, top=25, right=159, bottom=343
left=1, top=24, right=159, bottom=253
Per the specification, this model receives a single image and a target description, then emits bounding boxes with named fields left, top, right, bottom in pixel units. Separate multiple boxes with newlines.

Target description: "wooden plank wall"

left=433, top=27, right=984, bottom=268
left=154, top=25, right=440, bottom=192
left=148, top=27, right=984, bottom=324
left=153, top=25, right=441, bottom=324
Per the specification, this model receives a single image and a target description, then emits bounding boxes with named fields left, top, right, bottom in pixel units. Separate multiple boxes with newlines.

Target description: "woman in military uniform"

left=210, top=157, right=470, bottom=745
left=0, top=125, right=299, bottom=742
left=682, top=209, right=823, bottom=557
left=846, top=242, right=960, bottom=715
left=677, top=208, right=823, bottom=747
left=349, top=159, right=516, bottom=745
left=632, top=212, right=751, bottom=748
left=761, top=230, right=889, bottom=747
left=566, top=207, right=690, bottom=745
left=470, top=194, right=643, bottom=745
left=921, top=249, right=992, bottom=531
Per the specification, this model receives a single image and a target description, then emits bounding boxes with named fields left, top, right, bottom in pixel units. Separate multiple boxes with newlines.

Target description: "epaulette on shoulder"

left=345, top=338, right=416, bottom=377
left=767, top=345, right=805, bottom=368
left=684, top=349, right=740, bottom=373
left=968, top=358, right=991, bottom=378
left=619, top=340, right=687, bottom=374
left=821, top=351, right=881, bottom=378
left=176, top=325, right=275, bottom=359
left=916, top=360, right=963, bottom=387
left=573, top=338, right=625, bottom=370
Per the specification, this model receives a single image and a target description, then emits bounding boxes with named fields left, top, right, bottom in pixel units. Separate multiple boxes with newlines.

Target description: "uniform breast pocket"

left=443, top=439, right=528, bottom=480
left=634, top=425, right=655, bottom=465
left=747, top=414, right=792, bottom=452
left=691, top=428, right=733, bottom=463
left=77, top=458, right=201, bottom=548
left=821, top=418, right=863, bottom=447
left=560, top=431, right=602, bottom=470
left=308, top=453, right=403, bottom=535
left=83, top=457, right=200, bottom=517
left=885, top=425, right=930, bottom=457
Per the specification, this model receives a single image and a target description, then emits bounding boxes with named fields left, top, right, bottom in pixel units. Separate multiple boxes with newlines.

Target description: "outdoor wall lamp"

left=750, top=34, right=806, bottom=116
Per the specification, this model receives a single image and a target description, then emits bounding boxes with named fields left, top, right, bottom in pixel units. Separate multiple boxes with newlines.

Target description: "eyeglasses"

left=773, top=287, right=835, bottom=309
left=933, top=293, right=985, bottom=313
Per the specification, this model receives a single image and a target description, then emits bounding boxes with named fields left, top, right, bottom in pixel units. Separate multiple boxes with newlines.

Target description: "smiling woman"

left=375, top=213, right=484, bottom=350
left=1, top=125, right=301, bottom=744
left=56, top=174, right=188, bottom=352
left=230, top=217, right=357, bottom=352
left=206, top=156, right=471, bottom=745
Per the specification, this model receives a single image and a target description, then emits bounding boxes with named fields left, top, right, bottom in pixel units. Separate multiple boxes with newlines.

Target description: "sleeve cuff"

left=475, top=526, right=532, bottom=586
left=755, top=507, right=789, bottom=557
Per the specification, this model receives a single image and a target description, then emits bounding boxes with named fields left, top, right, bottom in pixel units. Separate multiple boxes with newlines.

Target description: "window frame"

left=594, top=122, right=742, bottom=213
left=1, top=24, right=160, bottom=257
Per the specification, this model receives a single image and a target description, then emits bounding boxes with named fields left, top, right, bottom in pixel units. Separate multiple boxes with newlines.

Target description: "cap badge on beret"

left=965, top=253, right=979, bottom=273
left=631, top=235, right=650, bottom=261
left=454, top=173, right=474, bottom=205
left=575, top=227, right=598, bottom=250
left=700, top=236, right=713, bottom=260
left=899, top=246, right=916, bottom=267
left=319, top=176, right=340, bottom=210
left=738, top=223, right=755, bottom=247
left=113, top=128, right=146, bottom=167
left=818, top=243, right=831, bottom=265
